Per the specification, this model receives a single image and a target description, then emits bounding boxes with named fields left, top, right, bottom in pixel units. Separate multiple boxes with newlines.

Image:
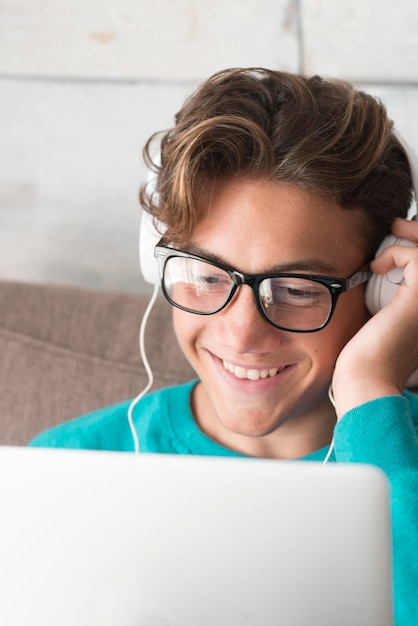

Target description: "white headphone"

left=139, top=209, right=163, bottom=286
left=364, top=130, right=418, bottom=314
left=139, top=131, right=418, bottom=313
left=138, top=157, right=166, bottom=286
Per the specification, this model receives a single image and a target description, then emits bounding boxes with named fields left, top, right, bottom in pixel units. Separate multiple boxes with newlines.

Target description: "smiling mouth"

left=222, top=359, right=286, bottom=381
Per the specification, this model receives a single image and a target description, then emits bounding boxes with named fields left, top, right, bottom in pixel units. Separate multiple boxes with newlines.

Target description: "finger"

left=371, top=240, right=418, bottom=274
left=391, top=216, right=418, bottom=241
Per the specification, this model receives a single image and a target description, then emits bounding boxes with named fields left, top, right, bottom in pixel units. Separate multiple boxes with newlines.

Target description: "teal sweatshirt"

left=30, top=381, right=418, bottom=625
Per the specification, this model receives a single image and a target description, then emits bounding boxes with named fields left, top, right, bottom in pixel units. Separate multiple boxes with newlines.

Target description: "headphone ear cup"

left=139, top=210, right=164, bottom=285
left=365, top=235, right=416, bottom=314
left=138, top=156, right=166, bottom=286
left=364, top=272, right=383, bottom=315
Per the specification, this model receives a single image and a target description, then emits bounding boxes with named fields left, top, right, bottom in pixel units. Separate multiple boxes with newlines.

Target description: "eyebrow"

left=184, top=244, right=340, bottom=276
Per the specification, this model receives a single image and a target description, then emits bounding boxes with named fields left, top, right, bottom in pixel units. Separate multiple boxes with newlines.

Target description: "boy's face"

left=172, top=179, right=370, bottom=458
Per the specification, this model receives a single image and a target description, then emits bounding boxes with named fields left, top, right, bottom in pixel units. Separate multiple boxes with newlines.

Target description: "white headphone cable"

left=322, top=385, right=336, bottom=465
left=127, top=283, right=159, bottom=453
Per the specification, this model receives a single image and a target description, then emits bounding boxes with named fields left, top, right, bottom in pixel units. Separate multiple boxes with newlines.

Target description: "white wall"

left=1, top=0, right=417, bottom=293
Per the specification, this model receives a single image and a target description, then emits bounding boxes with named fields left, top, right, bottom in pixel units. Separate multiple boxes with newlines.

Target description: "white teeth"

left=222, top=360, right=283, bottom=380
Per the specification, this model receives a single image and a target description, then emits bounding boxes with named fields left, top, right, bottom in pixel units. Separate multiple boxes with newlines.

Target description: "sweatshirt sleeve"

left=333, top=393, right=418, bottom=626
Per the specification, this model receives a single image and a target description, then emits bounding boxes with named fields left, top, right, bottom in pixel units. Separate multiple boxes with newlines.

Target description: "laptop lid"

left=0, top=446, right=393, bottom=626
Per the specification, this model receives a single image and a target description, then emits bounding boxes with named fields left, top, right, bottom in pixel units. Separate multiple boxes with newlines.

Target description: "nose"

left=219, top=284, right=282, bottom=352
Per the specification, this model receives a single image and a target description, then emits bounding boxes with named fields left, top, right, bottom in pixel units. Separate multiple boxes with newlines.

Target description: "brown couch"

left=0, top=280, right=195, bottom=446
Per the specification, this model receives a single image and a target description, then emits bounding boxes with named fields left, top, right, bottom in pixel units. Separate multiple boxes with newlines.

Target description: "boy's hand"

left=332, top=218, right=418, bottom=418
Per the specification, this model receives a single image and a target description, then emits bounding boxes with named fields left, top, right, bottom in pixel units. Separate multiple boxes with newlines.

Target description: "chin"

left=217, top=412, right=285, bottom=439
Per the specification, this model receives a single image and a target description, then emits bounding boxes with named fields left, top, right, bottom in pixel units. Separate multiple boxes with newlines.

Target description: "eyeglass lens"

left=163, top=256, right=333, bottom=331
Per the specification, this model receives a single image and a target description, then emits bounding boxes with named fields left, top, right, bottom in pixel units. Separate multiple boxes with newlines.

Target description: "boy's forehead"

left=184, top=242, right=343, bottom=276
left=186, top=179, right=371, bottom=273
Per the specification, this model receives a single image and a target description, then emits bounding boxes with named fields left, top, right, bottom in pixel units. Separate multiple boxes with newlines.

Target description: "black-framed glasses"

left=154, top=245, right=371, bottom=333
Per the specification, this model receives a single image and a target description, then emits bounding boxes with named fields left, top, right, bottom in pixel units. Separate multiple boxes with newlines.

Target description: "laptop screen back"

left=0, top=447, right=393, bottom=626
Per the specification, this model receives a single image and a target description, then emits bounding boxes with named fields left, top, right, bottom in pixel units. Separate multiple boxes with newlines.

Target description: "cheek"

left=172, top=308, right=201, bottom=358
left=300, top=290, right=370, bottom=377
left=320, top=289, right=370, bottom=356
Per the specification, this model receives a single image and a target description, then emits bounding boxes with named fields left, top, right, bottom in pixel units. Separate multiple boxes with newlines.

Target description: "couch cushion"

left=0, top=281, right=194, bottom=445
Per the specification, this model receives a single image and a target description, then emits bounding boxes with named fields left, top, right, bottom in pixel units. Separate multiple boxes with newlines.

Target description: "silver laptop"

left=0, top=446, right=393, bottom=626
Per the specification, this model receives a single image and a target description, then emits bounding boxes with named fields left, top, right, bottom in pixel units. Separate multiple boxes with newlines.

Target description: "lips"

left=222, top=359, right=286, bottom=381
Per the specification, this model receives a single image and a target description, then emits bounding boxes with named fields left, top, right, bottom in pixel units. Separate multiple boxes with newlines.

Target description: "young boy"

left=30, top=68, right=418, bottom=624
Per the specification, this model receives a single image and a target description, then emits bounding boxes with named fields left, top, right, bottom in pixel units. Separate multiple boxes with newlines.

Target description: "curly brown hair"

left=140, top=68, right=412, bottom=255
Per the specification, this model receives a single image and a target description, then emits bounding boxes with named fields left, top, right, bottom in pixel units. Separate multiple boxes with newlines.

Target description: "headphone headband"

left=394, top=129, right=418, bottom=215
